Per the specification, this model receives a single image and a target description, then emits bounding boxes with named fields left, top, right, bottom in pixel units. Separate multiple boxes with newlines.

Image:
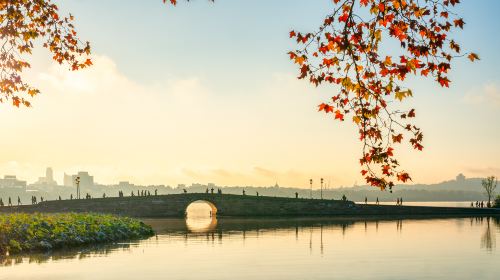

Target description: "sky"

left=0, top=0, right=499, bottom=187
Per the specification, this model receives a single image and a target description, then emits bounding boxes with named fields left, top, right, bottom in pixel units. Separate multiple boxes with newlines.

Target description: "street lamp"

left=75, top=176, right=81, bottom=199
left=309, top=179, right=313, bottom=199
left=320, top=178, right=324, bottom=200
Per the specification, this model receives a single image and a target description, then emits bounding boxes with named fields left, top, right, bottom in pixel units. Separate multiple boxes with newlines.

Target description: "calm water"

left=0, top=203, right=499, bottom=280
left=361, top=201, right=475, bottom=207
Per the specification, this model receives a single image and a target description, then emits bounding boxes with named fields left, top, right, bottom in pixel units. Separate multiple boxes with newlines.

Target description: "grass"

left=0, top=213, right=154, bottom=255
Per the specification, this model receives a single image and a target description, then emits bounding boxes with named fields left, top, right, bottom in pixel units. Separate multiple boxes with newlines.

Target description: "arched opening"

left=185, top=200, right=218, bottom=233
left=185, top=200, right=217, bottom=218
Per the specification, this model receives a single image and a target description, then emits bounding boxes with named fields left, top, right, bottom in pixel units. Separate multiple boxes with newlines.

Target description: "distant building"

left=63, top=173, right=73, bottom=187
left=118, top=181, right=135, bottom=188
left=34, top=167, right=57, bottom=186
left=63, top=171, right=95, bottom=188
left=0, top=175, right=27, bottom=188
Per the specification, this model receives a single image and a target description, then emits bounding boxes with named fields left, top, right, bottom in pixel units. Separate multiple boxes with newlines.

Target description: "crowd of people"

left=0, top=188, right=161, bottom=207
left=202, top=187, right=226, bottom=195
left=472, top=201, right=487, bottom=208
left=0, top=191, right=495, bottom=209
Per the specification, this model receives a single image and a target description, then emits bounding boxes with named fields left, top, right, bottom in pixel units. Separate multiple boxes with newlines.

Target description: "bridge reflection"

left=186, top=216, right=218, bottom=232
left=1, top=217, right=498, bottom=267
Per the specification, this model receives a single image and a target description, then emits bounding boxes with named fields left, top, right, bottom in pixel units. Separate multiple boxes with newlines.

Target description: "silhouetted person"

left=8, top=197, right=12, bottom=206
left=211, top=188, right=214, bottom=194
left=295, top=192, right=298, bottom=199
left=376, top=197, right=379, bottom=205
left=400, top=197, right=403, bottom=205
left=471, top=202, right=474, bottom=207
left=397, top=198, right=400, bottom=205
left=342, top=194, right=347, bottom=201
left=70, top=194, right=73, bottom=200
left=183, top=189, right=187, bottom=194
left=206, top=188, right=209, bottom=194
left=155, top=189, right=158, bottom=196
left=58, top=196, right=62, bottom=201
left=242, top=190, right=246, bottom=196
left=17, top=196, right=21, bottom=205
left=256, top=191, right=259, bottom=197
left=41, top=196, right=44, bottom=202
left=0, top=198, right=3, bottom=207
left=365, top=197, right=367, bottom=204
left=103, top=193, right=106, bottom=198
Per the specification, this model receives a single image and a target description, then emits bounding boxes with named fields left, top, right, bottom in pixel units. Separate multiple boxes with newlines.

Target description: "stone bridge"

left=0, top=193, right=499, bottom=218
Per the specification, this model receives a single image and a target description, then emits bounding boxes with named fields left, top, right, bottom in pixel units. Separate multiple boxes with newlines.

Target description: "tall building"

left=63, top=171, right=95, bottom=188
left=63, top=173, right=73, bottom=187
left=46, top=167, right=54, bottom=183
left=34, top=167, right=57, bottom=186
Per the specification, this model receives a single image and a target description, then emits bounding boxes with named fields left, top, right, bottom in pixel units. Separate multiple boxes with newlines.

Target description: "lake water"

left=362, top=201, right=475, bottom=207
left=1, top=213, right=499, bottom=280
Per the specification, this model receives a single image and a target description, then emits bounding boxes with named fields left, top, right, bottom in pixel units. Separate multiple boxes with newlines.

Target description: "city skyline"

left=0, top=165, right=489, bottom=190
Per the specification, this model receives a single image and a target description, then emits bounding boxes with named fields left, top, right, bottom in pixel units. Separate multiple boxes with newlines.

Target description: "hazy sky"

left=0, top=0, right=499, bottom=187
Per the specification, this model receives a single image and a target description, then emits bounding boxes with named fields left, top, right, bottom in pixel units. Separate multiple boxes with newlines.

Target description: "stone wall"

left=0, top=193, right=499, bottom=217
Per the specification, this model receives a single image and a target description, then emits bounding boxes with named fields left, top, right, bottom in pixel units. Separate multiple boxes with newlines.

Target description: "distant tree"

left=482, top=176, right=497, bottom=208
left=494, top=195, right=500, bottom=208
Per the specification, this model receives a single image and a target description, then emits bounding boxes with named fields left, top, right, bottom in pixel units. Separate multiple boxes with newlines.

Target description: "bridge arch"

left=185, top=199, right=218, bottom=217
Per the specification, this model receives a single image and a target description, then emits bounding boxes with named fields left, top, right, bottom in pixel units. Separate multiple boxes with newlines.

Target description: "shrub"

left=0, top=213, right=154, bottom=255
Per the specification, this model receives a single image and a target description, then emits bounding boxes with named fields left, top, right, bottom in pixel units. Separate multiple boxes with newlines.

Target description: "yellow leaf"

left=295, top=56, right=305, bottom=65
left=384, top=56, right=392, bottom=66
left=395, top=90, right=412, bottom=101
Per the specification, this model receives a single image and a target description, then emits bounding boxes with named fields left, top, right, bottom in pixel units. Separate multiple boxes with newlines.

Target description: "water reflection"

left=0, top=243, right=137, bottom=267
left=479, top=217, right=496, bottom=251
left=1, top=216, right=498, bottom=269
left=186, top=216, right=218, bottom=232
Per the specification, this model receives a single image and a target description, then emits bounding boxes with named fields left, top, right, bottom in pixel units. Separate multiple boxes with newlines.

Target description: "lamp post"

left=309, top=179, right=313, bottom=199
left=320, top=178, right=324, bottom=200
left=75, top=176, right=81, bottom=199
